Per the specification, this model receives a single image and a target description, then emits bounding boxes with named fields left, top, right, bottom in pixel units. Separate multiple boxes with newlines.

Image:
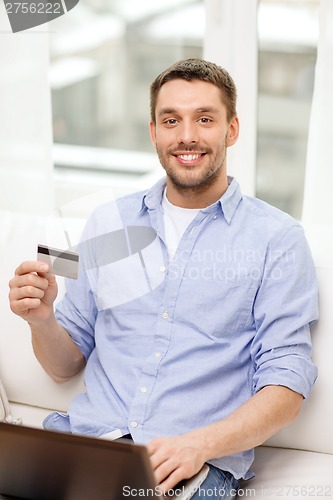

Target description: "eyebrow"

left=157, top=106, right=220, bottom=117
left=157, top=107, right=177, bottom=117
left=196, top=107, right=220, bottom=114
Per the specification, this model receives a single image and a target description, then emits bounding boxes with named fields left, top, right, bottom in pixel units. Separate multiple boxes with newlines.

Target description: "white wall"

left=0, top=3, right=53, bottom=214
left=302, top=0, right=333, bottom=229
left=204, top=0, right=258, bottom=196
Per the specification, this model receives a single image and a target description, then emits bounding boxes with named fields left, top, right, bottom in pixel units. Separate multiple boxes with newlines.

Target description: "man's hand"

left=147, top=431, right=208, bottom=493
left=9, top=260, right=85, bottom=383
left=9, top=261, right=58, bottom=326
left=147, top=386, right=303, bottom=494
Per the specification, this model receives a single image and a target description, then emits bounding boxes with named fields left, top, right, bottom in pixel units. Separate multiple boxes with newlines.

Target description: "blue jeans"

left=191, top=464, right=239, bottom=499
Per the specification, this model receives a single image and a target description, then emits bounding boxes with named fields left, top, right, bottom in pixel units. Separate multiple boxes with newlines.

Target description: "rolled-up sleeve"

left=55, top=221, right=98, bottom=361
left=252, top=223, right=319, bottom=398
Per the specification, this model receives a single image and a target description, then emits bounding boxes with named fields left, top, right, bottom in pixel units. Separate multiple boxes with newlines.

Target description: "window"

left=50, top=0, right=320, bottom=219
left=257, top=0, right=319, bottom=218
left=50, top=0, right=204, bottom=183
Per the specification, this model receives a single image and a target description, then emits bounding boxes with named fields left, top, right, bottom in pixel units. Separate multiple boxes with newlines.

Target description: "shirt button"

left=140, top=387, right=147, bottom=393
left=155, top=352, right=161, bottom=358
left=213, top=214, right=217, bottom=220
left=130, top=421, right=138, bottom=428
left=162, top=311, right=169, bottom=320
left=160, top=266, right=166, bottom=273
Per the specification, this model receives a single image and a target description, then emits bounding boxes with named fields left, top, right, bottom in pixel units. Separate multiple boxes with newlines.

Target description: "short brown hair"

left=150, top=58, right=237, bottom=123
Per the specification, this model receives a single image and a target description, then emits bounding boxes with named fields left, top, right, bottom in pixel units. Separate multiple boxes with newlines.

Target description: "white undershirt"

left=162, top=189, right=200, bottom=261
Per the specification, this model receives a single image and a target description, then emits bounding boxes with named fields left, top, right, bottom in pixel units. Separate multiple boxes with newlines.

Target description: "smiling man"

left=150, top=66, right=239, bottom=209
left=9, top=59, right=318, bottom=499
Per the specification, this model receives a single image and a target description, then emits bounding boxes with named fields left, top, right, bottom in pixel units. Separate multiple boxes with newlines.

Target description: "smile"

left=178, top=154, right=202, bottom=161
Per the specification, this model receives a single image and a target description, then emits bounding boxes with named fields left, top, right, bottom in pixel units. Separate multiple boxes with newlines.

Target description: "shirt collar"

left=140, top=177, right=167, bottom=212
left=140, top=176, right=243, bottom=224
left=217, top=176, right=243, bottom=224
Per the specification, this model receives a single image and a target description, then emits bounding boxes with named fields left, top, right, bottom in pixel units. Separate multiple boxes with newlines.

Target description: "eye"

left=164, top=118, right=178, bottom=126
left=198, top=117, right=212, bottom=124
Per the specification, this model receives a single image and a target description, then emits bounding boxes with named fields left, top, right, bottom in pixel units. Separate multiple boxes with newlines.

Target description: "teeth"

left=178, top=154, right=201, bottom=161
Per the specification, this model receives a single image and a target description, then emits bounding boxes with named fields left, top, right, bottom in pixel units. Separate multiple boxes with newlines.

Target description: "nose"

left=177, top=119, right=199, bottom=145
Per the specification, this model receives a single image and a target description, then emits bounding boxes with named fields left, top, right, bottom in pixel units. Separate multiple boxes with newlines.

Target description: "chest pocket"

left=177, top=269, right=258, bottom=338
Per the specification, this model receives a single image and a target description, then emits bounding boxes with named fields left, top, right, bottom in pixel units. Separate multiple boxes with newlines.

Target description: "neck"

left=166, top=177, right=228, bottom=209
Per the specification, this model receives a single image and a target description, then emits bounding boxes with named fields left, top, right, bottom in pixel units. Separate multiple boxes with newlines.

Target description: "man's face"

left=150, top=79, right=239, bottom=192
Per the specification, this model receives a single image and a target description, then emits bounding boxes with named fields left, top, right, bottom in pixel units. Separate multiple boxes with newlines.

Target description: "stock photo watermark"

left=167, top=247, right=297, bottom=283
left=122, top=485, right=254, bottom=498
left=3, top=0, right=79, bottom=33
left=122, top=483, right=333, bottom=497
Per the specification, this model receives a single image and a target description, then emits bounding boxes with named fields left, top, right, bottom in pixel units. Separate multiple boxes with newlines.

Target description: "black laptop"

left=0, top=423, right=209, bottom=500
left=0, top=422, right=157, bottom=500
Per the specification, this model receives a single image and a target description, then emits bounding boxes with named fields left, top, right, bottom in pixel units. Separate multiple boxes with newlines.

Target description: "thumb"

left=39, top=271, right=58, bottom=304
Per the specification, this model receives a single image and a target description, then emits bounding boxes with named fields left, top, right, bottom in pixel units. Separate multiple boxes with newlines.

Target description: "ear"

left=149, top=120, right=157, bottom=149
left=226, top=115, right=239, bottom=147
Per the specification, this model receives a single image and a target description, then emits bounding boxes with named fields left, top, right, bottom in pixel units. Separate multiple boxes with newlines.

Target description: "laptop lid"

left=0, top=422, right=158, bottom=500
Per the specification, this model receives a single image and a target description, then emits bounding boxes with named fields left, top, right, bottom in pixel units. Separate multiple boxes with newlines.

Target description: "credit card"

left=37, top=244, right=79, bottom=279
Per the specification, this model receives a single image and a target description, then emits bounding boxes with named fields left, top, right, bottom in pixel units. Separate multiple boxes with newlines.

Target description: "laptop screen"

left=0, top=423, right=158, bottom=500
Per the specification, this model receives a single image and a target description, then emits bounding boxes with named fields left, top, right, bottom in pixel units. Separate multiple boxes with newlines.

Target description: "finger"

left=10, top=297, right=42, bottom=316
left=42, top=271, right=57, bottom=285
left=154, top=459, right=177, bottom=487
left=157, top=468, right=184, bottom=494
left=147, top=442, right=171, bottom=471
left=149, top=447, right=180, bottom=486
left=9, top=283, right=46, bottom=309
left=13, top=285, right=46, bottom=301
left=147, top=439, right=163, bottom=460
left=34, top=264, right=58, bottom=287
left=9, top=273, right=50, bottom=292
left=14, top=261, right=49, bottom=277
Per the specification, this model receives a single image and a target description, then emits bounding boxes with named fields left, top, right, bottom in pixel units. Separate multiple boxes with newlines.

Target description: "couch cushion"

left=242, top=446, right=333, bottom=499
left=265, top=232, right=333, bottom=455
left=9, top=402, right=52, bottom=429
left=0, top=210, right=84, bottom=413
left=0, top=377, right=11, bottom=422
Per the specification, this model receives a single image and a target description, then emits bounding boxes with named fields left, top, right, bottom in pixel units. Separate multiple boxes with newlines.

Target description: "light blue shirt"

left=45, top=177, right=318, bottom=480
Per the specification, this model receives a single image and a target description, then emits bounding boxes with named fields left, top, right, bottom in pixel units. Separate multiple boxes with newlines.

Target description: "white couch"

left=1, top=208, right=332, bottom=497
